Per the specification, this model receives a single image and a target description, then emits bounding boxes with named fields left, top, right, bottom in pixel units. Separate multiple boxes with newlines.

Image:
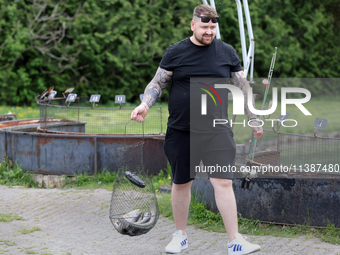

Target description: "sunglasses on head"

left=194, top=14, right=219, bottom=23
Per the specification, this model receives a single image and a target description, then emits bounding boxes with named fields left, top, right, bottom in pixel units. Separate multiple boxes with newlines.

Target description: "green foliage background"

left=0, top=0, right=339, bottom=106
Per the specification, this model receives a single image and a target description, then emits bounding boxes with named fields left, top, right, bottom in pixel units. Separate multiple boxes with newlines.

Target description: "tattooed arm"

left=142, top=67, right=172, bottom=108
left=230, top=70, right=262, bottom=137
left=230, top=70, right=256, bottom=120
left=131, top=67, right=173, bottom=122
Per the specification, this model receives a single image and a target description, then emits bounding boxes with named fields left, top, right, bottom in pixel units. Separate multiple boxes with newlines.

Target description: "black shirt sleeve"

left=229, top=47, right=243, bottom=73
left=159, top=45, right=175, bottom=71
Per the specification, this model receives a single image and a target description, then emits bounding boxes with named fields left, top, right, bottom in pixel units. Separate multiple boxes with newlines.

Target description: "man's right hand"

left=131, top=103, right=149, bottom=123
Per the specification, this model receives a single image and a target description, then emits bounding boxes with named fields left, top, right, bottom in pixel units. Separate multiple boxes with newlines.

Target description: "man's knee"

left=210, top=178, right=233, bottom=190
left=172, top=180, right=193, bottom=192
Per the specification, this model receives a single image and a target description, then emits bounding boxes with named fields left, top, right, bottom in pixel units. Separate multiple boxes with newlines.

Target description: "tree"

left=0, top=0, right=339, bottom=106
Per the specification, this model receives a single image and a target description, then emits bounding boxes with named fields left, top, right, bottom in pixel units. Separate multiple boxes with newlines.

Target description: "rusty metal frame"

left=0, top=118, right=167, bottom=176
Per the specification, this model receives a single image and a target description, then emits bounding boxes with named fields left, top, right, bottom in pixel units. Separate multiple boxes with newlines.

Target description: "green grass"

left=0, top=106, right=40, bottom=119
left=0, top=96, right=340, bottom=143
left=280, top=142, right=340, bottom=166
left=21, top=227, right=41, bottom=234
left=0, top=156, right=39, bottom=188
left=157, top=193, right=340, bottom=245
left=154, top=158, right=340, bottom=245
left=151, top=163, right=172, bottom=192
left=0, top=155, right=171, bottom=192
left=1, top=154, right=339, bottom=245
left=100, top=204, right=109, bottom=210
left=60, top=164, right=171, bottom=191
left=2, top=96, right=339, bottom=142
left=26, top=251, right=38, bottom=254
left=43, top=106, right=165, bottom=134
left=0, top=213, right=24, bottom=222
left=3, top=96, right=337, bottom=165
left=0, top=240, right=16, bottom=246
left=61, top=169, right=119, bottom=190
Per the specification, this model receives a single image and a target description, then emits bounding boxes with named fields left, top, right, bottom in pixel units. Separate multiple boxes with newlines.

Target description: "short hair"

left=193, top=4, right=218, bottom=17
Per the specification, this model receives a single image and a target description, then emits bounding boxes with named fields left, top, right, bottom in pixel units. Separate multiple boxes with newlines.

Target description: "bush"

left=1, top=0, right=339, bottom=106
left=0, top=156, right=38, bottom=188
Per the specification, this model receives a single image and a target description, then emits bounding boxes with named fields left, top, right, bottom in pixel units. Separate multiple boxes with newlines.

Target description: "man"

left=131, top=4, right=262, bottom=255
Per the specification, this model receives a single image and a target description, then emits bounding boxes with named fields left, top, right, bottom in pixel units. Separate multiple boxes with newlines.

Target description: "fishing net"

left=109, top=121, right=159, bottom=236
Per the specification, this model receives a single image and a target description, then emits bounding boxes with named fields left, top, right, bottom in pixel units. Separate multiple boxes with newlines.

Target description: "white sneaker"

left=165, top=230, right=188, bottom=253
left=228, top=233, right=261, bottom=255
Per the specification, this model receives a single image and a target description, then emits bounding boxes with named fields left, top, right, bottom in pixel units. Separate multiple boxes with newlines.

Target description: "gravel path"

left=0, top=185, right=339, bottom=255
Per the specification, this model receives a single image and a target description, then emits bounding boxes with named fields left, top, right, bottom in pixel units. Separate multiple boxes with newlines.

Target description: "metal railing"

left=38, top=97, right=164, bottom=134
left=249, top=128, right=340, bottom=175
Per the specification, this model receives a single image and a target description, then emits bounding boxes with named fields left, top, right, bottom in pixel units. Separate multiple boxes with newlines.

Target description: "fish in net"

left=109, top=124, right=159, bottom=236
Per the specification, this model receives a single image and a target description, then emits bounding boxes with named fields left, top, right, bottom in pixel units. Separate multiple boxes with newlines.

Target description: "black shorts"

left=164, top=127, right=236, bottom=184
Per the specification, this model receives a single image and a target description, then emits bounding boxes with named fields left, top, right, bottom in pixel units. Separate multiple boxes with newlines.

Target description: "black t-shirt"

left=159, top=37, right=243, bottom=132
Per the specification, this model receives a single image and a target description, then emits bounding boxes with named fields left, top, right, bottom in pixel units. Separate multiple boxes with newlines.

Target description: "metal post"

left=78, top=97, right=80, bottom=123
left=160, top=106, right=163, bottom=134
left=235, top=0, right=247, bottom=71
left=234, top=0, right=255, bottom=80
left=250, top=38, right=255, bottom=83
left=243, top=0, right=255, bottom=81
left=209, top=0, right=221, bottom=40
left=44, top=105, right=47, bottom=130
left=94, top=137, right=97, bottom=175
left=4, top=131, right=7, bottom=157
left=244, top=2, right=253, bottom=78
left=12, top=134, right=14, bottom=162
left=277, top=132, right=280, bottom=165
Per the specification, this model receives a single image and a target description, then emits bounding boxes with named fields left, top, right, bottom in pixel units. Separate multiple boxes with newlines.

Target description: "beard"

left=193, top=33, right=214, bottom=45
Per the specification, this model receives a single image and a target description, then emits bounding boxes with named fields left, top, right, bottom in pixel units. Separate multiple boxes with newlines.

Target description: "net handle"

left=124, top=119, right=144, bottom=144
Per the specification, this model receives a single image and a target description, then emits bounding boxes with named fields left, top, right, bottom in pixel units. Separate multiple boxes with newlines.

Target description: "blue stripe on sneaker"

left=233, top=245, right=237, bottom=252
